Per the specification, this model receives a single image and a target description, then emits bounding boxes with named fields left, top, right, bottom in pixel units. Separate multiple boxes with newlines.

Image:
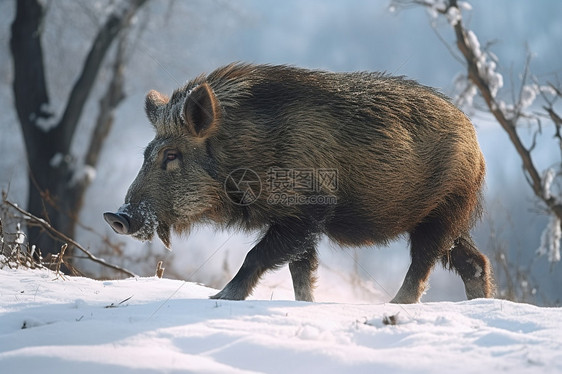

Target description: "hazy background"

left=1, top=0, right=561, bottom=304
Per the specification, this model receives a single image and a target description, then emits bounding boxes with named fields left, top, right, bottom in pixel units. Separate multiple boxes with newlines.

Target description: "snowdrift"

left=1, top=268, right=560, bottom=373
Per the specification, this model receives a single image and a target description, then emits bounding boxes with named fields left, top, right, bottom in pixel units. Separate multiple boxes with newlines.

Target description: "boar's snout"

left=104, top=212, right=131, bottom=235
left=103, top=202, right=160, bottom=243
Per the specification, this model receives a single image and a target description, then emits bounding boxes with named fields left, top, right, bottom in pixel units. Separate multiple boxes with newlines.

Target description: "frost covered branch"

left=392, top=0, right=562, bottom=264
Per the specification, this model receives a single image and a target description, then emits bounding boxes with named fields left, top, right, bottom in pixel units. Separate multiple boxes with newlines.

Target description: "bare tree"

left=10, top=0, right=148, bottom=258
left=391, top=0, right=562, bottom=267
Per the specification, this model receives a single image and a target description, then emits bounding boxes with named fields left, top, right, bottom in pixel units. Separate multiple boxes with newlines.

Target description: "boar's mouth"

left=104, top=201, right=172, bottom=248
left=156, top=223, right=171, bottom=249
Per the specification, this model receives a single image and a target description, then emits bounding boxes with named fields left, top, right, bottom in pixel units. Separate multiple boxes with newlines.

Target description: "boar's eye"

left=166, top=151, right=177, bottom=161
left=162, top=149, right=180, bottom=169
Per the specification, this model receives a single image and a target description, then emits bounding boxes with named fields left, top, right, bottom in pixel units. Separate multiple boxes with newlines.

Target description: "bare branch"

left=545, top=107, right=562, bottom=128
left=85, top=34, right=127, bottom=169
left=56, top=0, right=149, bottom=152
left=545, top=106, right=562, bottom=147
left=548, top=82, right=562, bottom=98
left=528, top=117, right=541, bottom=153
left=2, top=194, right=137, bottom=278
left=514, top=50, right=534, bottom=119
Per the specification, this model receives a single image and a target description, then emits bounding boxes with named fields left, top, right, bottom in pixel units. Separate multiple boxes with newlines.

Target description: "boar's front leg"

left=211, top=218, right=320, bottom=301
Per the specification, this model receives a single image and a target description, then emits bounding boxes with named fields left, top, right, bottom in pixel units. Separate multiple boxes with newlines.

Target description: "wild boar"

left=104, top=63, right=494, bottom=303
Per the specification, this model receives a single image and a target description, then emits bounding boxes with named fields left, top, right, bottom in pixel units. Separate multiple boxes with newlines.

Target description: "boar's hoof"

left=104, top=212, right=131, bottom=235
left=210, top=285, right=247, bottom=301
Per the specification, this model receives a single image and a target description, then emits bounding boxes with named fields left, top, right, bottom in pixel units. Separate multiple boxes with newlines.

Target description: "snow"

left=540, top=85, right=558, bottom=97
left=445, top=6, right=461, bottom=26
left=83, top=165, right=97, bottom=183
left=458, top=1, right=472, bottom=11
left=49, top=153, right=65, bottom=168
left=30, top=103, right=57, bottom=132
left=480, top=60, right=504, bottom=98
left=520, top=84, right=539, bottom=111
left=14, top=224, right=25, bottom=245
left=543, top=168, right=556, bottom=200
left=512, top=83, right=548, bottom=115
left=537, top=215, right=561, bottom=263
left=464, top=28, right=505, bottom=99
left=453, top=73, right=478, bottom=108
left=466, top=30, right=481, bottom=58
left=422, top=0, right=467, bottom=26
left=1, top=268, right=561, bottom=373
left=69, top=164, right=97, bottom=186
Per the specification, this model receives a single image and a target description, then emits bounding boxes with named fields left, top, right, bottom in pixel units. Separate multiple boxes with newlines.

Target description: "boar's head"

left=104, top=83, right=222, bottom=248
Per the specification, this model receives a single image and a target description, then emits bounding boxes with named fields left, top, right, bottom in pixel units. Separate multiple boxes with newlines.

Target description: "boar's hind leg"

left=447, top=235, right=495, bottom=299
left=391, top=217, right=450, bottom=304
left=210, top=219, right=320, bottom=301
left=289, top=248, right=318, bottom=302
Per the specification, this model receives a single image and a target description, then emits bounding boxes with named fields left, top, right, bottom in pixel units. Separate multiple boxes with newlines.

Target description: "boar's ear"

left=182, top=83, right=220, bottom=138
left=145, top=90, right=169, bottom=125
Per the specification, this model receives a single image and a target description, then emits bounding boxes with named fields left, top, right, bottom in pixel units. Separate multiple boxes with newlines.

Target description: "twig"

left=53, top=243, right=68, bottom=280
left=2, top=195, right=137, bottom=277
left=155, top=261, right=165, bottom=278
left=430, top=22, right=465, bottom=65
left=105, top=295, right=133, bottom=308
left=514, top=50, right=533, bottom=119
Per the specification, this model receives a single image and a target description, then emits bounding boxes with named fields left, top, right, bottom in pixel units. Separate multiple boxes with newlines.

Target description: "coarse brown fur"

left=105, top=63, right=495, bottom=303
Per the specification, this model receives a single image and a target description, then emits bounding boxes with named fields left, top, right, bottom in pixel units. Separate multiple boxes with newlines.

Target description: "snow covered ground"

left=1, top=268, right=561, bottom=373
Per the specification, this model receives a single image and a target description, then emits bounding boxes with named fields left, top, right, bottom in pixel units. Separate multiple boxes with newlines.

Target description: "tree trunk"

left=10, top=0, right=147, bottom=260
left=26, top=143, right=71, bottom=257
